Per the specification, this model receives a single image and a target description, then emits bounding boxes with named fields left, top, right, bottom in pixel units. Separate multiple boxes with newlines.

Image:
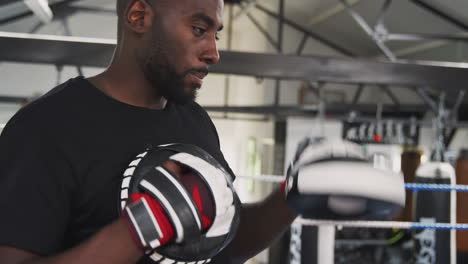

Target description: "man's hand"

left=120, top=144, right=240, bottom=263
left=122, top=158, right=214, bottom=250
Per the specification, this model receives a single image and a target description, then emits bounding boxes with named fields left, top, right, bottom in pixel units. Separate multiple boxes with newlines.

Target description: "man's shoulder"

left=5, top=77, right=87, bottom=131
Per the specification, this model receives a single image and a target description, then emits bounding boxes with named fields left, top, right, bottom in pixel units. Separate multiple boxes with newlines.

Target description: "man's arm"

left=222, top=188, right=296, bottom=264
left=0, top=218, right=143, bottom=264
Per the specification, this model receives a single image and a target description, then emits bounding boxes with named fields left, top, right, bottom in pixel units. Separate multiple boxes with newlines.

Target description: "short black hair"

left=116, top=0, right=131, bottom=19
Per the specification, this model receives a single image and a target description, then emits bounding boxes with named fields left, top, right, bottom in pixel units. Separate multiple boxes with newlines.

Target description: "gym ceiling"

left=1, top=0, right=468, bottom=122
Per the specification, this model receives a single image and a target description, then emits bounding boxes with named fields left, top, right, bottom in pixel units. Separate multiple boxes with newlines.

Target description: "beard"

left=142, top=37, right=200, bottom=105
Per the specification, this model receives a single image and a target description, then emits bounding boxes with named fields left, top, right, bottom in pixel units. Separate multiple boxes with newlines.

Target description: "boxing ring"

left=237, top=173, right=465, bottom=264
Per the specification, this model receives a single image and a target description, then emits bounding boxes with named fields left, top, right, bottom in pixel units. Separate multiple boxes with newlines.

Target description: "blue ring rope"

left=296, top=219, right=468, bottom=230
left=410, top=222, right=468, bottom=230
left=405, top=183, right=468, bottom=192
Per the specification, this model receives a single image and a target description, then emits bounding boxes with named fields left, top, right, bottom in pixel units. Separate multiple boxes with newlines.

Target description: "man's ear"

left=125, top=0, right=154, bottom=34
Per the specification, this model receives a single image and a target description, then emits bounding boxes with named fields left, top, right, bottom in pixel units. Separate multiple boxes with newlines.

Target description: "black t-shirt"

left=0, top=77, right=235, bottom=263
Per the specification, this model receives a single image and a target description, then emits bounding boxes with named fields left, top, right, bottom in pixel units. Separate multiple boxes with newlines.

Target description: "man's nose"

left=200, top=37, right=220, bottom=65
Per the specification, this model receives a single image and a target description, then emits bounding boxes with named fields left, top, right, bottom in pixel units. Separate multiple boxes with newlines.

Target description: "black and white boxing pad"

left=120, top=144, right=241, bottom=263
left=285, top=138, right=405, bottom=220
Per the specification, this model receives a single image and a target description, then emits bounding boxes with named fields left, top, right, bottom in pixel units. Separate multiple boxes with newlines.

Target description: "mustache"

left=185, top=67, right=209, bottom=76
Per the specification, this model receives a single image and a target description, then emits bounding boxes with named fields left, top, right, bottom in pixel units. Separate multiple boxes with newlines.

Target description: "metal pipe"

left=0, top=0, right=80, bottom=25
left=381, top=85, right=400, bottom=105
left=375, top=0, right=392, bottom=29
left=233, top=0, right=257, bottom=20
left=277, top=0, right=285, bottom=52
left=296, top=33, right=309, bottom=55
left=450, top=90, right=466, bottom=120
left=24, top=0, right=54, bottom=23
left=224, top=5, right=234, bottom=114
left=306, top=0, right=363, bottom=26
left=203, top=103, right=428, bottom=115
left=352, top=84, right=365, bottom=104
left=393, top=40, right=448, bottom=58
left=223, top=4, right=234, bottom=118
left=387, top=33, right=468, bottom=42
left=210, top=115, right=270, bottom=122
left=28, top=21, right=44, bottom=33
left=274, top=0, right=285, bottom=107
left=245, top=12, right=279, bottom=52
left=416, top=87, right=438, bottom=113
left=339, top=0, right=396, bottom=61
left=0, top=95, right=27, bottom=104
left=339, top=0, right=374, bottom=36
left=202, top=105, right=468, bottom=127
left=305, top=82, right=322, bottom=98
left=410, top=0, right=468, bottom=32
left=5, top=32, right=468, bottom=89
left=255, top=3, right=355, bottom=56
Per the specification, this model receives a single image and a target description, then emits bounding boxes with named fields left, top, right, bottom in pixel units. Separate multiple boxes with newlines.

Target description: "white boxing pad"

left=286, top=138, right=406, bottom=219
left=297, top=161, right=406, bottom=208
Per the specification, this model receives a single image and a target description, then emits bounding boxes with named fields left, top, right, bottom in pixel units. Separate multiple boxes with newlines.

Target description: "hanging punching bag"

left=455, top=149, right=468, bottom=260
left=413, top=162, right=456, bottom=264
left=288, top=223, right=335, bottom=264
left=396, top=149, right=421, bottom=222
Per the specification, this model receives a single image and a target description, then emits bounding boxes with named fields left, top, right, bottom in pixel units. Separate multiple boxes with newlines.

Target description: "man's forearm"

left=2, top=218, right=144, bottom=264
left=226, top=188, right=296, bottom=264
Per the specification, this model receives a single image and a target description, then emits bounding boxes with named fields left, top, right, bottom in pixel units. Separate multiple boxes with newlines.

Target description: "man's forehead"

left=173, top=0, right=224, bottom=24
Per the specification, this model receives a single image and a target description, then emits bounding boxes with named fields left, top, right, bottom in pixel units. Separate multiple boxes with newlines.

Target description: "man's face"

left=142, top=0, right=224, bottom=104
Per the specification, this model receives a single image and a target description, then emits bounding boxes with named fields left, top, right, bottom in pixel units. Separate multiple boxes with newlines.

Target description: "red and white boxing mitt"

left=120, top=144, right=240, bottom=263
left=123, top=170, right=214, bottom=250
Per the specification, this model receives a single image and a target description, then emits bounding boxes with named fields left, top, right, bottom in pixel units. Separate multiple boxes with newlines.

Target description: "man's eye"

left=193, top=27, right=206, bottom=36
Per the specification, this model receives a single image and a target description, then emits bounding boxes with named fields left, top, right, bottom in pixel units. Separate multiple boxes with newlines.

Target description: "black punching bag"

left=396, top=149, right=421, bottom=222
left=413, top=162, right=456, bottom=264
left=288, top=223, right=335, bottom=264
left=455, top=149, right=468, bottom=261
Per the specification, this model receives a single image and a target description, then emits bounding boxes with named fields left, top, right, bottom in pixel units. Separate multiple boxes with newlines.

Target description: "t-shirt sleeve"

left=0, top=117, right=73, bottom=255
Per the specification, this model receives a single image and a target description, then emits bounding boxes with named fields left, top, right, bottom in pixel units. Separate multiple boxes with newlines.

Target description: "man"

left=0, top=0, right=296, bottom=263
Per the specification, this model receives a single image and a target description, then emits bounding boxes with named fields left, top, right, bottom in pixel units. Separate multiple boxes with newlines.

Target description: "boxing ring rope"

left=295, top=219, right=468, bottom=231
left=237, top=174, right=468, bottom=192
left=236, top=174, right=467, bottom=230
left=405, top=183, right=468, bottom=192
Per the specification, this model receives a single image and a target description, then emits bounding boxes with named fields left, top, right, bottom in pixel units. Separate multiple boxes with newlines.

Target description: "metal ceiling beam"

left=410, top=0, right=468, bottom=32
left=204, top=104, right=428, bottom=117
left=24, top=0, right=54, bottom=23
left=306, top=0, right=363, bottom=26
left=0, top=95, right=27, bottom=104
left=2, top=32, right=468, bottom=91
left=0, top=31, right=116, bottom=67
left=254, top=4, right=355, bottom=57
left=380, top=85, right=400, bottom=105
left=0, top=0, right=23, bottom=6
left=386, top=32, right=468, bottom=42
left=0, top=0, right=79, bottom=25
left=352, top=84, right=365, bottom=104
left=339, top=0, right=396, bottom=61
left=215, top=52, right=468, bottom=91
left=392, top=40, right=448, bottom=57
left=0, top=94, right=427, bottom=117
left=245, top=12, right=279, bottom=51
left=378, top=1, right=468, bottom=58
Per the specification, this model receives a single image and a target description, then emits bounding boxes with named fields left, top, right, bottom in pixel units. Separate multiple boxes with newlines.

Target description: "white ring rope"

left=237, top=175, right=468, bottom=192
left=237, top=174, right=284, bottom=183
